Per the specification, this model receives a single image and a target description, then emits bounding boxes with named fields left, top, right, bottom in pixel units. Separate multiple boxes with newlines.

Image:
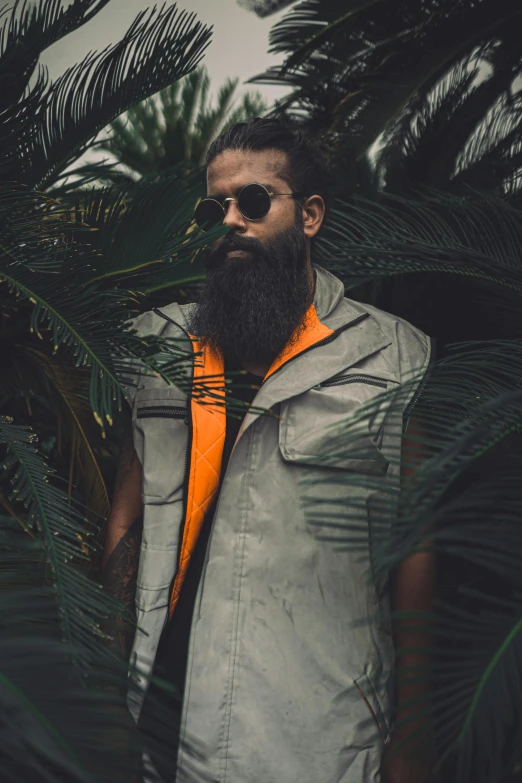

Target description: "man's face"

left=206, top=148, right=302, bottom=260
left=187, top=148, right=314, bottom=369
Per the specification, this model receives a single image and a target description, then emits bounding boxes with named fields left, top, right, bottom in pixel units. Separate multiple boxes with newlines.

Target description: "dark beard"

left=186, top=215, right=312, bottom=367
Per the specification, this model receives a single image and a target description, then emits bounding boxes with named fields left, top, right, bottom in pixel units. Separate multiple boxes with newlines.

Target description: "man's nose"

left=223, top=200, right=247, bottom=232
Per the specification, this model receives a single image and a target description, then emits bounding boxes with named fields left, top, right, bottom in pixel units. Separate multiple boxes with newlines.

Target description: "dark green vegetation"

left=0, top=1, right=222, bottom=780
left=96, top=65, right=267, bottom=185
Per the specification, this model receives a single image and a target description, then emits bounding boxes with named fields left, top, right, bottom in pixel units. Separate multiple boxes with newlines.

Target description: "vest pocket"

left=279, top=382, right=390, bottom=474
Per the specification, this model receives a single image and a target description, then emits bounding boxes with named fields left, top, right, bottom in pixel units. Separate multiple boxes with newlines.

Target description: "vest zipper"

left=153, top=309, right=194, bottom=628
left=137, top=405, right=188, bottom=420
left=317, top=373, right=387, bottom=390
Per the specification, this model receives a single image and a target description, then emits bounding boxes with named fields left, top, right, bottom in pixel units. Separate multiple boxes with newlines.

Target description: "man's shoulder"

left=128, top=301, right=196, bottom=339
left=338, top=295, right=433, bottom=382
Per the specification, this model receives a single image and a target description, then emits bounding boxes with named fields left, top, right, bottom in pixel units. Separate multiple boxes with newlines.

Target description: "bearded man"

left=102, top=118, right=436, bottom=783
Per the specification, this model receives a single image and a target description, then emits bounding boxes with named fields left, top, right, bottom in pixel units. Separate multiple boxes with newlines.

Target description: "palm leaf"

left=0, top=417, right=117, bottom=655
left=13, top=4, right=212, bottom=189
left=69, top=168, right=214, bottom=287
left=0, top=0, right=113, bottom=110
left=23, top=347, right=110, bottom=521
left=0, top=520, right=141, bottom=782
left=96, top=65, right=267, bottom=183
left=305, top=184, right=522, bottom=779
left=377, top=36, right=522, bottom=193
left=300, top=357, right=522, bottom=778
left=274, top=0, right=382, bottom=74
left=252, top=0, right=522, bottom=159
left=318, top=190, right=522, bottom=296
left=0, top=184, right=208, bottom=431
left=237, top=0, right=298, bottom=16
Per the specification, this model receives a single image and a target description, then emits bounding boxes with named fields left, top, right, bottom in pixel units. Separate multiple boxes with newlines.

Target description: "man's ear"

left=302, top=195, right=326, bottom=239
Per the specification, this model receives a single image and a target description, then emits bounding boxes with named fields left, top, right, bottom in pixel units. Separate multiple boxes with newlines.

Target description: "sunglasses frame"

left=195, top=182, right=303, bottom=230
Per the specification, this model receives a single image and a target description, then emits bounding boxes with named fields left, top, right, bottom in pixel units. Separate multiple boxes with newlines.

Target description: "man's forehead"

left=207, top=148, right=288, bottom=194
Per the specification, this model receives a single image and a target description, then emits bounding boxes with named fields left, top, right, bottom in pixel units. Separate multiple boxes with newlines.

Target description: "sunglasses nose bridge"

left=221, top=197, right=235, bottom=216
left=222, top=197, right=247, bottom=227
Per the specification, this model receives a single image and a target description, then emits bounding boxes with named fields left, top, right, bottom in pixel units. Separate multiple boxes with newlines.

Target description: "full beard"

left=186, top=215, right=313, bottom=368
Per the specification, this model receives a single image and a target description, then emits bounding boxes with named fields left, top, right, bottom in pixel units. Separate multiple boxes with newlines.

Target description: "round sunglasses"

left=194, top=182, right=302, bottom=231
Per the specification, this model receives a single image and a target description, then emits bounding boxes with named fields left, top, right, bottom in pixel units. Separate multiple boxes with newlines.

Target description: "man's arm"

left=101, top=427, right=144, bottom=658
left=382, top=416, right=438, bottom=783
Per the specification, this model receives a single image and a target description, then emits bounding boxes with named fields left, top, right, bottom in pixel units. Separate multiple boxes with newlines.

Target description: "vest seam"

left=219, top=426, right=255, bottom=781
left=175, top=563, right=204, bottom=773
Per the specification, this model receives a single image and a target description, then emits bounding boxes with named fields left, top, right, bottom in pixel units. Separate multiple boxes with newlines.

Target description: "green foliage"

left=238, top=0, right=298, bottom=17
left=94, top=65, right=267, bottom=185
left=251, top=0, right=522, bottom=199
left=0, top=1, right=219, bottom=778
left=2, top=1, right=212, bottom=189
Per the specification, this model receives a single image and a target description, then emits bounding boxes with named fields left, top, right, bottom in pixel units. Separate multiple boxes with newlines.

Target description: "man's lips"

left=226, top=249, right=252, bottom=259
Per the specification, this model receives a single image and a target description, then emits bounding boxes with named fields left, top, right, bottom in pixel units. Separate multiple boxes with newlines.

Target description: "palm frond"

left=414, top=593, right=522, bottom=782
left=376, top=35, right=522, bottom=193
left=318, top=189, right=522, bottom=295
left=454, top=90, right=522, bottom=194
left=225, top=90, right=268, bottom=128
left=47, top=157, right=127, bottom=197
left=237, top=0, right=298, bottom=17
left=15, top=5, right=212, bottom=189
left=0, top=417, right=116, bottom=656
left=0, top=64, right=47, bottom=181
left=300, top=346, right=522, bottom=778
left=0, top=0, right=113, bottom=109
left=251, top=0, right=522, bottom=159
left=305, top=183, right=522, bottom=778
left=0, top=184, right=209, bottom=430
left=376, top=51, right=483, bottom=192
left=96, top=65, right=267, bottom=182
left=23, top=348, right=110, bottom=521
left=273, top=0, right=382, bottom=73
left=67, top=168, right=215, bottom=288
left=0, top=540, right=139, bottom=782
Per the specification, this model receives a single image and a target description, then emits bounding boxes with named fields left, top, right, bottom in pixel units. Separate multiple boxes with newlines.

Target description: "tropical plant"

left=244, top=1, right=522, bottom=780
left=0, top=1, right=224, bottom=779
left=248, top=0, right=522, bottom=200
left=237, top=0, right=297, bottom=17
left=94, top=65, right=267, bottom=185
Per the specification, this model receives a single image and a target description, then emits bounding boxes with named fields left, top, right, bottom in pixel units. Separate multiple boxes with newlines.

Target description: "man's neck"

left=240, top=359, right=269, bottom=378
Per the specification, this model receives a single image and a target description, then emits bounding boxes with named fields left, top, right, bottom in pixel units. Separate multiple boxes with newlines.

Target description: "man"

left=103, top=118, right=436, bottom=783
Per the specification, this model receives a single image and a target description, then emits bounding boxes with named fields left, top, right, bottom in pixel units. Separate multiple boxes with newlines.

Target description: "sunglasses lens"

left=238, top=183, right=271, bottom=220
left=195, top=199, right=223, bottom=230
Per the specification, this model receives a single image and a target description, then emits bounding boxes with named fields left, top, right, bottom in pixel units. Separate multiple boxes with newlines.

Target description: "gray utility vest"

left=123, top=265, right=432, bottom=783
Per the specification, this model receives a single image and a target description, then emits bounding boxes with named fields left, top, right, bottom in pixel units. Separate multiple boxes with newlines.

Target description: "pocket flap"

left=279, top=388, right=389, bottom=474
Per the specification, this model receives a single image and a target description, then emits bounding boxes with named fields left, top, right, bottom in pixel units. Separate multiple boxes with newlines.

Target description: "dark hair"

left=205, top=117, right=329, bottom=214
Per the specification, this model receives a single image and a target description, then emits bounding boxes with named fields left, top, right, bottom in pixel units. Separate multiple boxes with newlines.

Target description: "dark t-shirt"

left=139, top=362, right=262, bottom=765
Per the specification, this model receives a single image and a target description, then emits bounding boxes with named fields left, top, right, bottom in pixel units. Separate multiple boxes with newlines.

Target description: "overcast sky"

left=40, top=0, right=293, bottom=108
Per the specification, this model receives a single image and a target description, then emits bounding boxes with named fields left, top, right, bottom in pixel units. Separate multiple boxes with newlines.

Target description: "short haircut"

left=206, top=117, right=329, bottom=214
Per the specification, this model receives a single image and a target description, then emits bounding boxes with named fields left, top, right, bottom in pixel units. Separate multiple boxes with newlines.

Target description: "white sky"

left=40, top=0, right=293, bottom=108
